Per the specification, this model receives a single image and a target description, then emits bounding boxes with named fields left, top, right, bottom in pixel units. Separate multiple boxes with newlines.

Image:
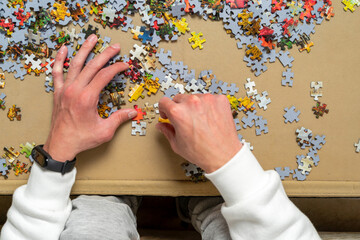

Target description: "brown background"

left=0, top=1, right=359, bottom=196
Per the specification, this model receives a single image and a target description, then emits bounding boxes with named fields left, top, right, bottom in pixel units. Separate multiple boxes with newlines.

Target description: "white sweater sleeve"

left=205, top=145, right=320, bottom=240
left=0, top=162, right=76, bottom=240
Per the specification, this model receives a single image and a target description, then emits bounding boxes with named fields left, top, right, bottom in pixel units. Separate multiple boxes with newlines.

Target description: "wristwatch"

left=30, top=145, right=76, bottom=175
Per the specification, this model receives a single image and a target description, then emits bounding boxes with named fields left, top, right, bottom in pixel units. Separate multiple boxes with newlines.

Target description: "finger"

left=156, top=123, right=176, bottom=145
left=66, top=34, right=98, bottom=82
left=172, top=93, right=188, bottom=103
left=158, top=97, right=177, bottom=119
left=87, top=62, right=128, bottom=96
left=77, top=44, right=121, bottom=87
left=52, top=45, right=68, bottom=91
left=106, top=108, right=138, bottom=132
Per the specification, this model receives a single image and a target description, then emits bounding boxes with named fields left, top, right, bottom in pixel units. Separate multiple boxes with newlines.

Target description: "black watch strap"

left=31, top=145, right=76, bottom=175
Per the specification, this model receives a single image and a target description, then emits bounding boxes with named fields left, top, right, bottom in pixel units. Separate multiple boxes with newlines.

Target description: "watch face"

left=32, top=147, right=48, bottom=167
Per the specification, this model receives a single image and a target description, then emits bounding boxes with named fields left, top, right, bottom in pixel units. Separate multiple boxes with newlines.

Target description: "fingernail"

left=111, top=43, right=121, bottom=50
left=88, top=34, right=97, bottom=43
left=128, top=111, right=137, bottom=119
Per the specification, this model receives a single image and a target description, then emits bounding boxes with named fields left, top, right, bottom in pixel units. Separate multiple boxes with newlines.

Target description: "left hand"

left=44, top=35, right=137, bottom=162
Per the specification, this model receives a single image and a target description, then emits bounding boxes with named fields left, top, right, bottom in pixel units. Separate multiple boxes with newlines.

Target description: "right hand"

left=156, top=94, right=242, bottom=173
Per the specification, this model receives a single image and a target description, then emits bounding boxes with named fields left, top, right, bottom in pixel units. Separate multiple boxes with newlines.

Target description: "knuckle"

left=87, top=59, right=102, bottom=70
left=52, top=64, right=62, bottom=75
left=79, top=90, right=94, bottom=106
left=63, top=85, right=77, bottom=99
left=189, top=95, right=201, bottom=104
left=188, top=95, right=202, bottom=109
left=169, top=105, right=181, bottom=117
left=97, top=68, right=108, bottom=78
left=52, top=69, right=61, bottom=78
left=69, top=60, right=82, bottom=70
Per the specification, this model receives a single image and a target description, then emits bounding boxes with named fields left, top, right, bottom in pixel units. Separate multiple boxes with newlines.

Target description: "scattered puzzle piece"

left=355, top=139, right=360, bottom=153
left=51, top=2, right=71, bottom=22
left=311, top=135, right=326, bottom=150
left=298, top=155, right=314, bottom=175
left=132, top=105, right=147, bottom=123
left=342, top=0, right=358, bottom=12
left=255, top=91, right=271, bottom=110
left=238, top=96, right=256, bottom=112
left=11, top=160, right=30, bottom=176
left=296, top=127, right=312, bottom=149
left=3, top=147, right=20, bottom=164
left=312, top=101, right=329, bottom=118
left=310, top=81, right=323, bottom=101
left=282, top=68, right=294, bottom=87
left=7, top=105, right=21, bottom=121
left=128, top=83, right=145, bottom=103
left=284, top=106, right=300, bottom=123
left=234, top=118, right=242, bottom=131
left=0, top=158, right=9, bottom=179
left=143, top=102, right=157, bottom=123
left=245, top=78, right=257, bottom=97
left=292, top=169, right=307, bottom=181
left=255, top=116, right=268, bottom=135
left=19, top=142, right=35, bottom=158
left=242, top=110, right=258, bottom=128
left=131, top=121, right=147, bottom=136
left=188, top=32, right=206, bottom=50
left=275, top=167, right=293, bottom=180
left=181, top=162, right=206, bottom=182
left=241, top=139, right=254, bottom=151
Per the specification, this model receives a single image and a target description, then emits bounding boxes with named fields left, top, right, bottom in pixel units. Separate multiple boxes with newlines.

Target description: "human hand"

left=43, top=34, right=137, bottom=162
left=156, top=94, right=242, bottom=173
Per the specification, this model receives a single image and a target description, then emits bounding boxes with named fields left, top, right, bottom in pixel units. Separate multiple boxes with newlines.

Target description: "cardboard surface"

left=0, top=2, right=359, bottom=196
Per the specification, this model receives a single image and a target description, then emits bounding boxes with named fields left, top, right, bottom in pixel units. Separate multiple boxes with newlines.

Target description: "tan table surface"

left=1, top=1, right=359, bottom=196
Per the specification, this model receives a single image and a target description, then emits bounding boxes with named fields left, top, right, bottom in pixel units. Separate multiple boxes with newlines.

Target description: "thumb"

left=156, top=123, right=176, bottom=145
left=107, top=108, right=138, bottom=130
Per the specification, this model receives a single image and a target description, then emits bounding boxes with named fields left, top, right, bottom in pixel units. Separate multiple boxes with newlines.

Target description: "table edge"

left=1, top=180, right=360, bottom=197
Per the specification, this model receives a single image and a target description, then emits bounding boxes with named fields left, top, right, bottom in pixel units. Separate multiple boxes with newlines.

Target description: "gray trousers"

left=60, top=195, right=231, bottom=240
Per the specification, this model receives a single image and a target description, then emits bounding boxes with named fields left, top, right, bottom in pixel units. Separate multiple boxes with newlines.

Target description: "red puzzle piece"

left=132, top=105, right=146, bottom=123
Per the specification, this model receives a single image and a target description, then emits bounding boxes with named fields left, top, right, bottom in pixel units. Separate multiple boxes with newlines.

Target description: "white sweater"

left=0, top=145, right=320, bottom=240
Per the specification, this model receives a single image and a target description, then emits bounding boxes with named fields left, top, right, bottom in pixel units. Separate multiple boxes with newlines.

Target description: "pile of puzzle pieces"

left=0, top=0, right=338, bottom=83
left=0, top=0, right=357, bottom=181
left=275, top=127, right=326, bottom=181
left=1, top=142, right=35, bottom=179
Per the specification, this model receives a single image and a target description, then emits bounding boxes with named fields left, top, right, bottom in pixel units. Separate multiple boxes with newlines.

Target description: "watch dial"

left=34, top=150, right=47, bottom=166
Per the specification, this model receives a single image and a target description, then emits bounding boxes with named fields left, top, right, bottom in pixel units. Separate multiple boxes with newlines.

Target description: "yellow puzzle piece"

left=342, top=0, right=358, bottom=11
left=227, top=95, right=239, bottom=110
left=128, top=83, right=145, bottom=102
left=144, top=77, right=160, bottom=96
left=51, top=2, right=71, bottom=22
left=188, top=32, right=206, bottom=50
left=173, top=18, right=190, bottom=35
left=238, top=96, right=255, bottom=112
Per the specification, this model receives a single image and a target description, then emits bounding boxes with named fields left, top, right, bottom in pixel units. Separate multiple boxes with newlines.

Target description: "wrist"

left=43, top=140, right=77, bottom=163
left=203, top=142, right=243, bottom=173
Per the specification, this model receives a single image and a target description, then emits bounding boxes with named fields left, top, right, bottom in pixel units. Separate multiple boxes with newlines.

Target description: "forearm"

left=206, top=145, right=320, bottom=240
left=0, top=162, right=76, bottom=240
